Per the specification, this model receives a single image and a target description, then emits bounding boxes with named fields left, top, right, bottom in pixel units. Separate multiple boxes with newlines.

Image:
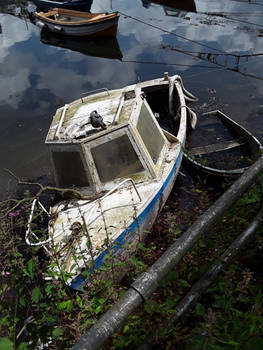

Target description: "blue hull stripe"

left=71, top=148, right=183, bottom=290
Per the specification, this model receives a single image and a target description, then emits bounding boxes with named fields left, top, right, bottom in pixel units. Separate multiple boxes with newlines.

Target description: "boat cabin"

left=45, top=83, right=171, bottom=195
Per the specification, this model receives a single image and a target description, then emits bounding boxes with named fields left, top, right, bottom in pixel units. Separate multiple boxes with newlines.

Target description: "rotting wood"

left=189, top=137, right=246, bottom=155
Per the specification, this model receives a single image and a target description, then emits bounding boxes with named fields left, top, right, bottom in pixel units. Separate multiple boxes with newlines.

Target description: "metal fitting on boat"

left=70, top=221, right=82, bottom=234
left=163, top=72, right=169, bottom=80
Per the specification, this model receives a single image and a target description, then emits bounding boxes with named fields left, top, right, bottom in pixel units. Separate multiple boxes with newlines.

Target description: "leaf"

left=0, top=338, right=13, bottom=350
left=28, top=259, right=34, bottom=277
left=217, top=338, right=239, bottom=346
left=76, top=294, right=83, bottom=308
left=95, top=305, right=102, bottom=314
left=58, top=300, right=72, bottom=312
left=0, top=316, right=9, bottom=326
left=123, top=325, right=129, bottom=333
left=32, top=287, right=42, bottom=303
left=0, top=283, right=8, bottom=295
left=178, top=279, right=191, bottom=288
left=70, top=263, right=77, bottom=272
left=45, top=283, right=53, bottom=294
left=19, top=296, right=26, bottom=307
left=173, top=229, right=181, bottom=236
left=52, top=327, right=63, bottom=338
left=17, top=342, right=28, bottom=350
left=23, top=269, right=31, bottom=278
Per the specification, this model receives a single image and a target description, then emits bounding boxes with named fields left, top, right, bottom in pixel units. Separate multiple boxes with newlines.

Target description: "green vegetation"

left=0, top=174, right=263, bottom=349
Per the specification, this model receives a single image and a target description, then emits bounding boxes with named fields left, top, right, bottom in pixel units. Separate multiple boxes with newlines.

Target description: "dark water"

left=1, top=0, right=263, bottom=197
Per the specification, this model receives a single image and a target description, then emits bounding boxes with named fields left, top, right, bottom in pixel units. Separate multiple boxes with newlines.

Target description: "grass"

left=0, top=171, right=263, bottom=349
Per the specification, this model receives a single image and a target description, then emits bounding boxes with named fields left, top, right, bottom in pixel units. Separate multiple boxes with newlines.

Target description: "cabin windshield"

left=137, top=102, right=165, bottom=164
left=51, top=150, right=89, bottom=188
left=90, top=133, right=145, bottom=183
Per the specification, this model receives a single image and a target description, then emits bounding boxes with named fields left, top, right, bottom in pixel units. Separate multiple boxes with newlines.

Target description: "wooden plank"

left=36, top=10, right=117, bottom=25
left=89, top=14, right=107, bottom=21
left=190, top=137, right=247, bottom=156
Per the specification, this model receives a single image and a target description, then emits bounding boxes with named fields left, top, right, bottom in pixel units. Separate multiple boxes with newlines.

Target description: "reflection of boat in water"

left=184, top=110, right=263, bottom=178
left=26, top=73, right=197, bottom=291
left=142, top=0, right=196, bottom=16
left=40, top=28, right=123, bottom=60
left=0, top=0, right=32, bottom=17
left=33, top=8, right=119, bottom=37
left=32, top=0, right=93, bottom=12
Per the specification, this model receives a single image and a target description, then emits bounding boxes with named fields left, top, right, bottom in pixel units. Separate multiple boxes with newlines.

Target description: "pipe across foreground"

left=73, top=155, right=263, bottom=350
left=138, top=205, right=263, bottom=350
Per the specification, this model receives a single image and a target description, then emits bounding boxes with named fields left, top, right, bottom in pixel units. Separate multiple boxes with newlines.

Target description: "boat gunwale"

left=34, top=8, right=119, bottom=26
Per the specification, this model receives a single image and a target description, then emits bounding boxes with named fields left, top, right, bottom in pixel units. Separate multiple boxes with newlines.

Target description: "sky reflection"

left=0, top=0, right=262, bottom=195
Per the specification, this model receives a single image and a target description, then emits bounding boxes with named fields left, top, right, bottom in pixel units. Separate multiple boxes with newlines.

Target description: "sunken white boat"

left=26, top=73, right=197, bottom=290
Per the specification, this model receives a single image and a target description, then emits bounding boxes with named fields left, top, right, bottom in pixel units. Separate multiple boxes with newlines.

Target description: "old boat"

left=26, top=73, right=197, bottom=291
left=184, top=110, right=262, bottom=177
left=33, top=8, right=119, bottom=37
left=32, top=0, right=93, bottom=12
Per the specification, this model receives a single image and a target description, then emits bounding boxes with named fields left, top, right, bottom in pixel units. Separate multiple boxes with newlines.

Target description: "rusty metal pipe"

left=72, top=155, right=263, bottom=350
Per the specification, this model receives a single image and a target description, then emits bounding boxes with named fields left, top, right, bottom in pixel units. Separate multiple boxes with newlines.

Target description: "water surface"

left=1, top=0, right=263, bottom=196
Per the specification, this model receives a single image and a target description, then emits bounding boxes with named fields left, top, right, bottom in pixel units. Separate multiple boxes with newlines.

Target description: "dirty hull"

left=72, top=148, right=183, bottom=291
left=49, top=143, right=183, bottom=291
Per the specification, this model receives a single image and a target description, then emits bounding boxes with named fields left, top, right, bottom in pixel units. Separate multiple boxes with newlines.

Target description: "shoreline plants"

left=0, top=171, right=263, bottom=349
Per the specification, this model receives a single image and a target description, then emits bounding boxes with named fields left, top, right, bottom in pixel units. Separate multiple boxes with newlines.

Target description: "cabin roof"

left=46, top=87, right=137, bottom=143
left=44, top=75, right=175, bottom=192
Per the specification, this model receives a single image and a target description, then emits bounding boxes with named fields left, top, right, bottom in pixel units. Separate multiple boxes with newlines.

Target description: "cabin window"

left=91, top=134, right=144, bottom=183
left=137, top=103, right=165, bottom=163
left=52, top=151, right=89, bottom=187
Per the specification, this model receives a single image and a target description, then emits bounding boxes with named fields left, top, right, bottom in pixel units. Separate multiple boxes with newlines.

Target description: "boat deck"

left=47, top=89, right=135, bottom=142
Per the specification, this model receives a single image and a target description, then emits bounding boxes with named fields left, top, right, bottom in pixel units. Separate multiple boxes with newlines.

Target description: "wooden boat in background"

left=32, top=0, right=93, bottom=12
left=184, top=110, right=263, bottom=177
left=33, top=8, right=119, bottom=37
left=40, top=28, right=123, bottom=60
left=26, top=73, right=197, bottom=291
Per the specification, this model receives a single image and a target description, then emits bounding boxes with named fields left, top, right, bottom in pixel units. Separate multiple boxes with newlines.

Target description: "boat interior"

left=142, top=85, right=180, bottom=134
left=187, top=112, right=259, bottom=170
left=37, top=8, right=115, bottom=23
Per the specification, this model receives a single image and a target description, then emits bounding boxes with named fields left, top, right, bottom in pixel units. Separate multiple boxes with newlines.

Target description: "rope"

left=168, top=76, right=198, bottom=129
left=118, top=11, right=227, bottom=54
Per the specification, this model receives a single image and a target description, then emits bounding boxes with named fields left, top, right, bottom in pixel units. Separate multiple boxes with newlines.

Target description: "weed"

left=0, top=175, right=263, bottom=349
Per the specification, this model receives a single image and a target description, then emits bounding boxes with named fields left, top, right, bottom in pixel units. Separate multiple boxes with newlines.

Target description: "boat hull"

left=35, top=15, right=119, bottom=37
left=71, top=148, right=184, bottom=291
